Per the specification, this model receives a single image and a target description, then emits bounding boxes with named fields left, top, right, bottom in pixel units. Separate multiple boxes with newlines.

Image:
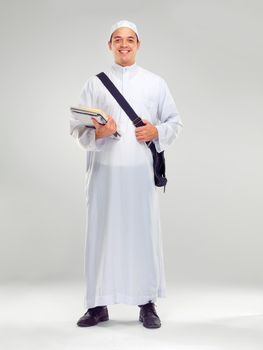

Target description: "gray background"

left=0, top=0, right=262, bottom=286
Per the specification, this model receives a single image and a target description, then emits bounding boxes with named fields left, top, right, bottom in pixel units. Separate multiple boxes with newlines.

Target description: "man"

left=70, top=20, right=182, bottom=329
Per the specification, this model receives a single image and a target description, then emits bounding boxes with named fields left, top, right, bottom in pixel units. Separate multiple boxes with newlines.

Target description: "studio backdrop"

left=0, top=0, right=262, bottom=287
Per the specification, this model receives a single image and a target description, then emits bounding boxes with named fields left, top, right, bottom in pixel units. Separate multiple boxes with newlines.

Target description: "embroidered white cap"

left=109, top=20, right=140, bottom=41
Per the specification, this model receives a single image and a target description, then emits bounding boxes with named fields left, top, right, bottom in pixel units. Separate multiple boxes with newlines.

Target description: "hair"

left=109, top=33, right=139, bottom=43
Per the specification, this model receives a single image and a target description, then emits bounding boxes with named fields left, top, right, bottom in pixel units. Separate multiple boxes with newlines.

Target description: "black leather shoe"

left=77, top=306, right=109, bottom=327
left=138, top=301, right=161, bottom=328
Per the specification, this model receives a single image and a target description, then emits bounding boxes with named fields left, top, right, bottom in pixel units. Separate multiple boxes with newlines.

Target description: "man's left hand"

left=135, top=119, right=158, bottom=142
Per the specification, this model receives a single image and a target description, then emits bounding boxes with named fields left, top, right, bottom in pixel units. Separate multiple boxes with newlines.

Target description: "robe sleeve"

left=152, top=78, right=183, bottom=153
left=69, top=78, right=110, bottom=152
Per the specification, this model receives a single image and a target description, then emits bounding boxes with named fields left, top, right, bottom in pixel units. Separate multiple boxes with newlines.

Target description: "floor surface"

left=0, top=282, right=263, bottom=350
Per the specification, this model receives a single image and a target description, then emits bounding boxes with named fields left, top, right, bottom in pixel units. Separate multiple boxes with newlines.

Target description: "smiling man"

left=109, top=25, right=139, bottom=66
left=70, top=20, right=182, bottom=329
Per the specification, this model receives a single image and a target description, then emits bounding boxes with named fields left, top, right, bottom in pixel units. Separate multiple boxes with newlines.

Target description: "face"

left=108, top=27, right=140, bottom=67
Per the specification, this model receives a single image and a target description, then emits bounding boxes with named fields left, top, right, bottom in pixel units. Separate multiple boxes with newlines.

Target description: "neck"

left=115, top=61, right=135, bottom=67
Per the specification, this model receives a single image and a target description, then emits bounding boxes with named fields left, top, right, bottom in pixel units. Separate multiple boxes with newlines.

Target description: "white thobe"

left=70, top=62, right=182, bottom=309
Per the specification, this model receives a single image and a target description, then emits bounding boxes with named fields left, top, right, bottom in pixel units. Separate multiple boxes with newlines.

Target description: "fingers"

left=91, top=115, right=117, bottom=138
left=91, top=117, right=100, bottom=127
left=107, top=118, right=115, bottom=127
left=107, top=115, right=114, bottom=124
left=107, top=120, right=116, bottom=131
left=135, top=128, right=146, bottom=137
left=135, top=120, right=154, bottom=142
left=100, top=115, right=116, bottom=136
left=135, top=129, right=147, bottom=142
left=107, top=115, right=116, bottom=126
left=136, top=135, right=150, bottom=142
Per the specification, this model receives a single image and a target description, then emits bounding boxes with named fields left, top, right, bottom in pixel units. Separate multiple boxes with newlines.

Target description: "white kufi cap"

left=109, top=20, right=140, bottom=41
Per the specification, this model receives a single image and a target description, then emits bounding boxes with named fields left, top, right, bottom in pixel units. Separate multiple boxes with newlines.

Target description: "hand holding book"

left=70, top=105, right=121, bottom=138
left=91, top=115, right=118, bottom=139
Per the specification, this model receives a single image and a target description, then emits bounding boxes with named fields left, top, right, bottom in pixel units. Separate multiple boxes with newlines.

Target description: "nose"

left=120, top=39, right=129, bottom=47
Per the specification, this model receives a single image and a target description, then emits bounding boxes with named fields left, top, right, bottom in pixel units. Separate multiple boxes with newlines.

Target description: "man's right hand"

left=91, top=116, right=117, bottom=139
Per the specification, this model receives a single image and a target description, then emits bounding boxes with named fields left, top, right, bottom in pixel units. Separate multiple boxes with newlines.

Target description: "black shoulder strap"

left=96, top=72, right=147, bottom=127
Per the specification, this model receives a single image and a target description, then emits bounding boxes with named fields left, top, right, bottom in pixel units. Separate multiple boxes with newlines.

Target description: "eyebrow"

left=113, top=35, right=136, bottom=39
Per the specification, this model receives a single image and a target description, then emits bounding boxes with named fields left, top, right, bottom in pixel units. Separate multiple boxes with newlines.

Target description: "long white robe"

left=70, top=62, right=182, bottom=309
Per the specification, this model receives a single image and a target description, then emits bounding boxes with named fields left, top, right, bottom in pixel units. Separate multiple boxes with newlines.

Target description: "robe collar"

left=111, top=62, right=139, bottom=79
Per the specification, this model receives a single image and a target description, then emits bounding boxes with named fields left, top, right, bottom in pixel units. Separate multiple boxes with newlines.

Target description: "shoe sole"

left=77, top=315, right=109, bottom=327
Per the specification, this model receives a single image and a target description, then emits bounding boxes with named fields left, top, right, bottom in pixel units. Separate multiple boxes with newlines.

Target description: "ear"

left=108, top=41, right=112, bottom=51
left=137, top=41, right=141, bottom=50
